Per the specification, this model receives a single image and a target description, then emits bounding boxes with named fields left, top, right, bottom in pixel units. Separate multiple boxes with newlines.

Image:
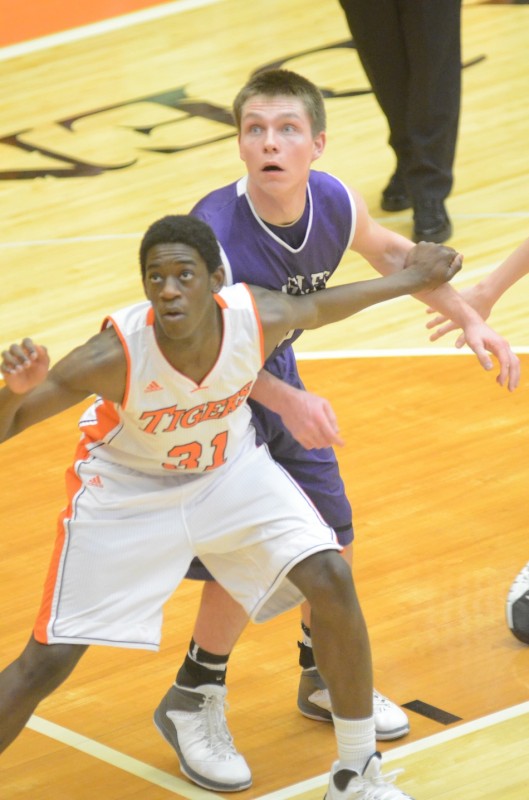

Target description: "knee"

left=16, top=636, right=87, bottom=693
left=290, top=551, right=356, bottom=612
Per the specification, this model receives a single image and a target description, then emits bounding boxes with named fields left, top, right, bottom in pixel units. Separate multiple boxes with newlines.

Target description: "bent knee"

left=17, top=637, right=87, bottom=690
left=289, top=551, right=355, bottom=607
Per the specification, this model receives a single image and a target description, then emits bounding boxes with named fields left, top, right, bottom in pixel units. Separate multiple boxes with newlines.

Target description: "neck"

left=246, top=180, right=307, bottom=227
left=155, top=303, right=223, bottom=384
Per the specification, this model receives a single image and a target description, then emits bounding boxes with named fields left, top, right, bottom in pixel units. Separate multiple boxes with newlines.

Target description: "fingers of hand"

left=500, top=350, right=520, bottom=392
left=428, top=320, right=458, bottom=340
left=484, top=342, right=520, bottom=392
left=1, top=339, right=40, bottom=375
left=449, top=253, right=463, bottom=277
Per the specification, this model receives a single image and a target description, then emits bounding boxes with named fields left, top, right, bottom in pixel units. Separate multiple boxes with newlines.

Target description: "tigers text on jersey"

left=76, top=283, right=264, bottom=475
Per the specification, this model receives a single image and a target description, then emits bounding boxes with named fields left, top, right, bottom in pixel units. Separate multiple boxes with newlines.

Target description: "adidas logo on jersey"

left=87, top=475, right=104, bottom=488
left=145, top=380, right=164, bottom=392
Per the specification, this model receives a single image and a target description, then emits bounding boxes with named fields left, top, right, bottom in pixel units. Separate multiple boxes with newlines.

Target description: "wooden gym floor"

left=1, top=1, right=528, bottom=798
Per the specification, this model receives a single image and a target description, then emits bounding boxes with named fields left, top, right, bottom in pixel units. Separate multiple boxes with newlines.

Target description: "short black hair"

left=139, top=215, right=222, bottom=278
left=233, top=69, right=326, bottom=137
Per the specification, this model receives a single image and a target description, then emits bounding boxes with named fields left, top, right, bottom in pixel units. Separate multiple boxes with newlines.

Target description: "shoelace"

left=372, top=691, right=393, bottom=712
left=359, top=767, right=408, bottom=800
left=190, top=693, right=238, bottom=760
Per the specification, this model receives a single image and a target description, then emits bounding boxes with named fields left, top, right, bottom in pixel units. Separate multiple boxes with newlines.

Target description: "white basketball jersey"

left=77, top=283, right=264, bottom=475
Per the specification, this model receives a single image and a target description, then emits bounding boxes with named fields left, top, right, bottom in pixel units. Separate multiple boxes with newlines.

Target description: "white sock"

left=332, top=714, right=376, bottom=775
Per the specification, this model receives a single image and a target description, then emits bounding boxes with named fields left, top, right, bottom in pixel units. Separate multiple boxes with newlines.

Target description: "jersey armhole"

left=241, top=283, right=265, bottom=368
left=102, top=315, right=132, bottom=410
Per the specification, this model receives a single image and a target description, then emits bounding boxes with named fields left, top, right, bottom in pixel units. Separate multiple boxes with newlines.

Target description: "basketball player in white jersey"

left=0, top=215, right=460, bottom=800
left=158, top=69, right=521, bottom=792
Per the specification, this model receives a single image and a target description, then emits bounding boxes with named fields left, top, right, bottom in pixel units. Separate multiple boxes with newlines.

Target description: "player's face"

left=143, top=243, right=223, bottom=343
left=238, top=95, right=325, bottom=194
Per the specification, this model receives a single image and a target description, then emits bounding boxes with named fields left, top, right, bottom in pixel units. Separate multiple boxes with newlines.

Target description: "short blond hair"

left=233, top=69, right=326, bottom=137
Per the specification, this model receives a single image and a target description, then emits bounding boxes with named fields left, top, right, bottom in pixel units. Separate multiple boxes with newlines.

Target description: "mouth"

left=262, top=164, right=283, bottom=172
left=162, top=307, right=184, bottom=320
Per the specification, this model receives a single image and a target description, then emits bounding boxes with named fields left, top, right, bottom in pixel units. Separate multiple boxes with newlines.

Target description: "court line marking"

left=3, top=231, right=529, bottom=352
left=255, top=701, right=529, bottom=800
left=295, top=347, right=529, bottom=359
left=27, top=701, right=529, bottom=798
left=4, top=2, right=528, bottom=792
left=0, top=0, right=225, bottom=62
left=27, top=714, right=225, bottom=799
left=2, top=210, right=529, bottom=247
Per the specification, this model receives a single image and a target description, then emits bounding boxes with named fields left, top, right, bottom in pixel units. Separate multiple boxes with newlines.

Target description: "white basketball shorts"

left=34, top=443, right=340, bottom=650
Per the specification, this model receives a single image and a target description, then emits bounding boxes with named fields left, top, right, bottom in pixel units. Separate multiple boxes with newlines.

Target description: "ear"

left=312, top=130, right=326, bottom=162
left=210, top=265, right=226, bottom=293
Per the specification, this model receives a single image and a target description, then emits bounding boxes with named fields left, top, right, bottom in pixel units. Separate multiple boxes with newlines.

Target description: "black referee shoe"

left=413, top=199, right=452, bottom=243
left=381, top=172, right=411, bottom=212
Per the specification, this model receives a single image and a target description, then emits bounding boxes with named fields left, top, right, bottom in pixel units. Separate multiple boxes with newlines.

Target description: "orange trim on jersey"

left=242, top=283, right=265, bottom=367
left=103, top=313, right=133, bottom=409
left=33, top=439, right=88, bottom=643
left=214, top=292, right=228, bottom=310
left=79, top=397, right=122, bottom=443
left=146, top=306, right=155, bottom=326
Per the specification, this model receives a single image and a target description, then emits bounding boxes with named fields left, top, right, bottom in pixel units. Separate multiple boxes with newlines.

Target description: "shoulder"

left=104, top=300, right=152, bottom=334
left=309, top=170, right=356, bottom=218
left=191, top=180, right=242, bottom=221
left=216, top=283, right=256, bottom=310
left=246, top=284, right=290, bottom=323
left=309, top=169, right=353, bottom=198
left=51, top=326, right=127, bottom=404
left=309, top=170, right=357, bottom=247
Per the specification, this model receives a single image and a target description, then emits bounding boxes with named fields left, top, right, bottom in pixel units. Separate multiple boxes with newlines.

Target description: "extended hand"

left=425, top=284, right=493, bottom=342
left=459, top=320, right=520, bottom=391
left=405, top=241, right=462, bottom=291
left=1, top=338, right=50, bottom=394
left=279, top=388, right=344, bottom=449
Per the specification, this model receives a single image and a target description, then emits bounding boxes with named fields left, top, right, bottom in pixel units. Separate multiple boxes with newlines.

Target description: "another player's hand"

left=425, top=284, right=494, bottom=342
left=460, top=320, right=520, bottom=391
left=404, top=241, right=463, bottom=291
left=1, top=338, right=50, bottom=394
left=279, top=388, right=344, bottom=449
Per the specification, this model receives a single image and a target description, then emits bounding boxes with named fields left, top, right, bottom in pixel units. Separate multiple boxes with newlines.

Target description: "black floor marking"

left=402, top=700, right=462, bottom=725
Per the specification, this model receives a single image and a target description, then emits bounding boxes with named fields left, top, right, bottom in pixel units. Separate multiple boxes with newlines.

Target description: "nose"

left=160, top=275, right=182, bottom=297
left=263, top=127, right=278, bottom=152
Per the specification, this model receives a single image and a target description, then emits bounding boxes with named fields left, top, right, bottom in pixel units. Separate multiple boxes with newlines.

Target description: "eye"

left=283, top=123, right=296, bottom=134
left=147, top=271, right=163, bottom=283
left=179, top=269, right=194, bottom=281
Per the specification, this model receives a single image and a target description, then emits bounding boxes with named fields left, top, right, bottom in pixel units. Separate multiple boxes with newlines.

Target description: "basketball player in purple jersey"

left=154, top=70, right=520, bottom=791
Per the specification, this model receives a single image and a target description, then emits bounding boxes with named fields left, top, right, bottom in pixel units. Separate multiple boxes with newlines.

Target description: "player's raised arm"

left=426, top=237, right=529, bottom=340
left=253, top=242, right=461, bottom=360
left=0, top=328, right=127, bottom=443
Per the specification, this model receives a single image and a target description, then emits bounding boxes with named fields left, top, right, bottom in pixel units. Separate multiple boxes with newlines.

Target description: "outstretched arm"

left=349, top=190, right=520, bottom=391
left=248, top=242, right=458, bottom=447
left=254, top=241, right=461, bottom=359
left=426, top=237, right=529, bottom=341
left=0, top=329, right=126, bottom=443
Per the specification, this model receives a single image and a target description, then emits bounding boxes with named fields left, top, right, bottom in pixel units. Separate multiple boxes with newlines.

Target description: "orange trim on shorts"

left=33, top=439, right=88, bottom=643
